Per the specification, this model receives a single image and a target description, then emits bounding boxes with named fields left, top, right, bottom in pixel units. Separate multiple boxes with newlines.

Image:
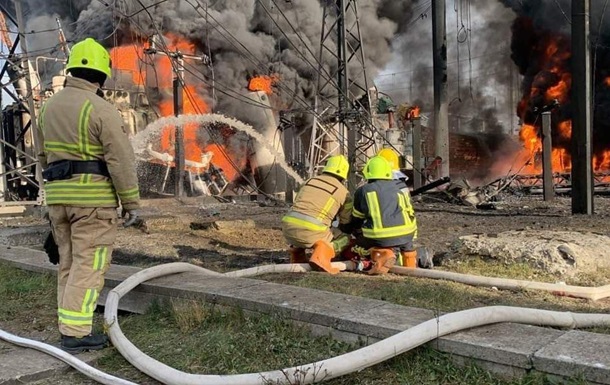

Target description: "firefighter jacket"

left=282, top=173, right=352, bottom=232
left=37, top=77, right=140, bottom=210
left=351, top=179, right=417, bottom=247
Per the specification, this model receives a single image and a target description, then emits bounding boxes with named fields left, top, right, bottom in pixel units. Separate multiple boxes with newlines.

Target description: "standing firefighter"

left=282, top=155, right=352, bottom=274
left=37, top=38, right=140, bottom=352
left=349, top=156, right=418, bottom=274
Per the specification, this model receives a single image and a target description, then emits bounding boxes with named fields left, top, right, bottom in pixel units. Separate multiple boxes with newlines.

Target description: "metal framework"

left=0, top=1, right=45, bottom=207
left=309, top=0, right=375, bottom=188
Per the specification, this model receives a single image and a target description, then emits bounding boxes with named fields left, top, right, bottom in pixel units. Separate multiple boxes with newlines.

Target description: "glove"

left=121, top=209, right=138, bottom=228
left=43, top=232, right=60, bottom=265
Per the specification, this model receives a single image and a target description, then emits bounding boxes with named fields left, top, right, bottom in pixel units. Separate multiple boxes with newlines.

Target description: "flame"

left=594, top=151, right=610, bottom=170
left=605, top=77, right=610, bottom=87
left=515, top=31, right=576, bottom=174
left=111, top=34, right=248, bottom=182
left=519, top=124, right=540, bottom=154
left=408, top=106, right=421, bottom=120
left=248, top=75, right=278, bottom=94
left=110, top=43, right=147, bottom=85
left=545, top=72, right=571, bottom=103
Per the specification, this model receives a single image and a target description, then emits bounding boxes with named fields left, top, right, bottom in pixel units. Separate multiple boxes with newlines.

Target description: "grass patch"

left=0, top=263, right=598, bottom=384
left=440, top=258, right=557, bottom=282
left=94, top=299, right=590, bottom=385
left=440, top=257, right=610, bottom=287
left=261, top=271, right=610, bottom=317
left=0, top=261, right=56, bottom=330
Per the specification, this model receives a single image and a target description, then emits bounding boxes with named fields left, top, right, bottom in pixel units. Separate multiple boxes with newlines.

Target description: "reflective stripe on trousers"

left=282, top=211, right=328, bottom=232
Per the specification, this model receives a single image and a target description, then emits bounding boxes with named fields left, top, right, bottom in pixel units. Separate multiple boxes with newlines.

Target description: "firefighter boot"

left=400, top=250, right=418, bottom=268
left=368, top=248, right=397, bottom=275
left=309, top=240, right=340, bottom=274
left=289, top=247, right=308, bottom=264
left=61, top=333, right=109, bottom=353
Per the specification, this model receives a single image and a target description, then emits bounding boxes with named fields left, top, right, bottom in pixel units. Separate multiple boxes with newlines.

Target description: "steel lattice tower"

left=309, top=0, right=375, bottom=189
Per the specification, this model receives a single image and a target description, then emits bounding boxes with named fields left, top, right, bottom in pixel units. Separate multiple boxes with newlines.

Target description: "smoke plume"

left=4, top=0, right=424, bottom=130
left=383, top=0, right=517, bottom=135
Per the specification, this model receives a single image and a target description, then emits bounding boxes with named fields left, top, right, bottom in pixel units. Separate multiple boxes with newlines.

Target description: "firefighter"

left=37, top=38, right=140, bottom=352
left=282, top=155, right=352, bottom=274
left=349, top=155, right=418, bottom=274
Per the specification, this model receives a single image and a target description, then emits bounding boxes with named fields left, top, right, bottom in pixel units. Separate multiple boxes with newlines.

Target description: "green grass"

left=439, top=257, right=610, bottom=287
left=260, top=271, right=610, bottom=317
left=0, top=262, right=600, bottom=384
left=0, top=261, right=56, bottom=328
left=440, top=258, right=557, bottom=282
left=96, top=299, right=590, bottom=385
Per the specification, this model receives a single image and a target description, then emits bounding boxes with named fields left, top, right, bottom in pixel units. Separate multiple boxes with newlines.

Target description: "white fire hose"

left=2, top=261, right=610, bottom=385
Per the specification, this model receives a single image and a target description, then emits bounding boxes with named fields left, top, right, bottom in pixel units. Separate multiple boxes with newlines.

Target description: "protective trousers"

left=49, top=206, right=118, bottom=337
left=282, top=221, right=333, bottom=249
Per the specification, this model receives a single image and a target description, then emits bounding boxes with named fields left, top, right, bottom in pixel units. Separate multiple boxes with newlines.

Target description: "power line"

left=128, top=0, right=289, bottom=198
left=182, top=0, right=316, bottom=115
left=552, top=0, right=571, bottom=24
left=376, top=50, right=509, bottom=77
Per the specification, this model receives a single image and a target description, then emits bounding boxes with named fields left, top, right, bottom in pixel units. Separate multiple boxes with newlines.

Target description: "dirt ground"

left=6, top=193, right=610, bottom=277
left=86, top=192, right=610, bottom=278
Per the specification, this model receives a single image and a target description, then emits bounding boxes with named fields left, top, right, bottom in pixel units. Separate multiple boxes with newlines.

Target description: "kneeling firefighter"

left=348, top=156, right=419, bottom=274
left=37, top=38, right=140, bottom=352
left=282, top=155, right=352, bottom=274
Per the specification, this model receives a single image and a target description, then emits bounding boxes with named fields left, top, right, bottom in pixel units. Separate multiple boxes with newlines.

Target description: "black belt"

left=43, top=160, right=110, bottom=181
left=69, top=160, right=110, bottom=177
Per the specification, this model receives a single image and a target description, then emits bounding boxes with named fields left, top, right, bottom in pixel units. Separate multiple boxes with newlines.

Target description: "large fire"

left=110, top=34, right=247, bottom=182
left=514, top=17, right=610, bottom=175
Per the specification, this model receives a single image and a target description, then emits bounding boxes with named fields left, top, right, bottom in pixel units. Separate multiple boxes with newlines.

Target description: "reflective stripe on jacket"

left=38, top=77, right=140, bottom=209
left=282, top=173, right=351, bottom=232
left=352, top=179, right=417, bottom=240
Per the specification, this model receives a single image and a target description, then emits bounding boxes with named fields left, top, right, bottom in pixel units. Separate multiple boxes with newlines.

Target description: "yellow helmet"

left=322, top=155, right=349, bottom=180
left=363, top=156, right=393, bottom=180
left=377, top=148, right=400, bottom=170
left=66, top=38, right=112, bottom=78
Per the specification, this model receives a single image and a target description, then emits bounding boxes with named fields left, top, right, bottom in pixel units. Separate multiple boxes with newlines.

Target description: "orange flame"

left=515, top=34, right=576, bottom=174
left=407, top=106, right=421, bottom=120
left=248, top=75, right=278, bottom=94
left=110, top=43, right=147, bottom=85
left=111, top=34, right=248, bottom=182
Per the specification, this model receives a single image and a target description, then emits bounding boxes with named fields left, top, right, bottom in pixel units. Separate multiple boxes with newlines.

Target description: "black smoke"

left=499, top=0, right=610, bottom=167
left=3, top=0, right=424, bottom=130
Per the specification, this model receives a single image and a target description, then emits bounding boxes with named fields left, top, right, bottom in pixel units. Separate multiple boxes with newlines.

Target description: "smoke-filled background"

left=3, top=0, right=610, bottom=172
left=0, top=0, right=424, bottom=128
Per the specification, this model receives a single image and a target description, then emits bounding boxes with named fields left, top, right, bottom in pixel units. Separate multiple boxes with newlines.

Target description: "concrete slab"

left=0, top=341, right=100, bottom=385
left=335, top=302, right=437, bottom=340
left=533, top=330, right=610, bottom=384
left=0, top=226, right=48, bottom=247
left=0, top=246, right=57, bottom=275
left=437, top=323, right=566, bottom=369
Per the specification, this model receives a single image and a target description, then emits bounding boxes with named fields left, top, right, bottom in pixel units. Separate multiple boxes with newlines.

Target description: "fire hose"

left=2, top=261, right=610, bottom=385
